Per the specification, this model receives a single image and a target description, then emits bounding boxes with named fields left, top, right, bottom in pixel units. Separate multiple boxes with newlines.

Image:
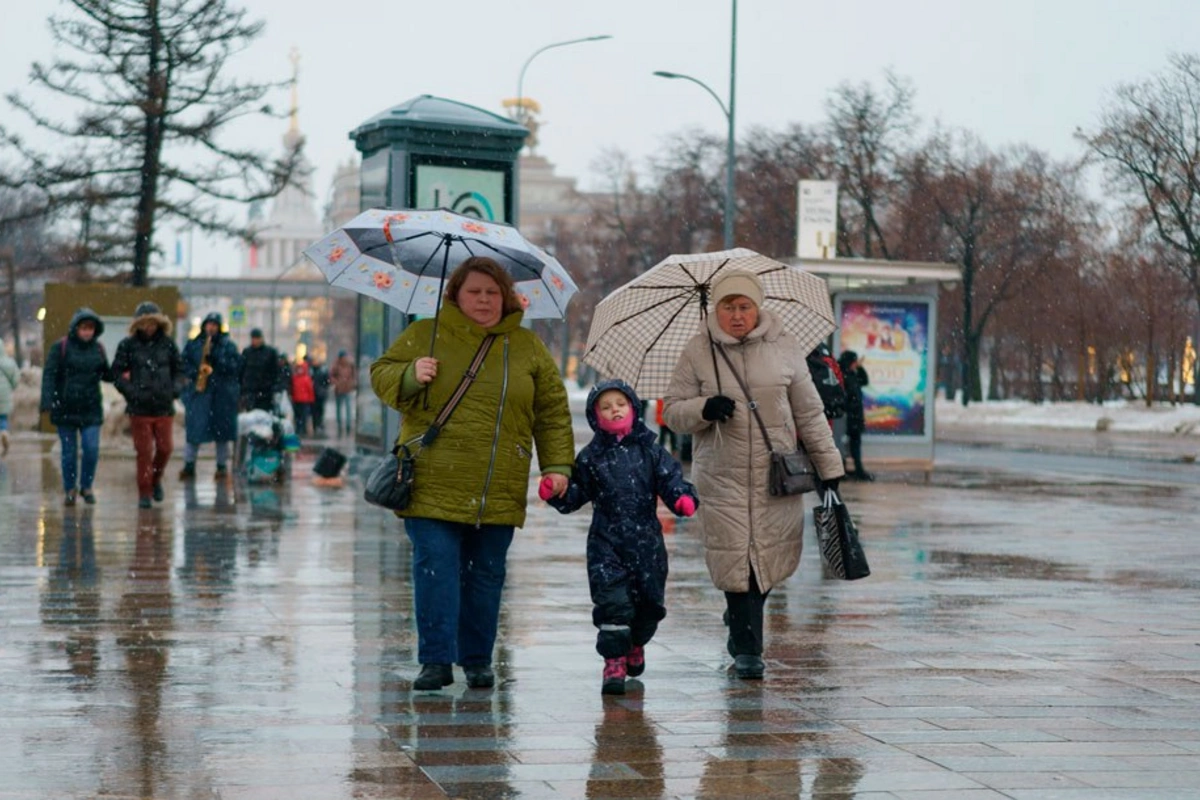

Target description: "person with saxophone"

left=180, top=312, right=241, bottom=480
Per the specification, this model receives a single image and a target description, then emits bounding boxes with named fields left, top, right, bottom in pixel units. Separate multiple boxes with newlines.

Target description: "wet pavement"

left=1, top=423, right=1198, bottom=800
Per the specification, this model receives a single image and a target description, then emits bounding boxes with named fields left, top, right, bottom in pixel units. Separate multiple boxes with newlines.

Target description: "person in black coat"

left=111, top=301, right=182, bottom=508
left=543, top=379, right=698, bottom=695
left=837, top=350, right=873, bottom=481
left=40, top=308, right=112, bottom=505
left=239, top=329, right=282, bottom=412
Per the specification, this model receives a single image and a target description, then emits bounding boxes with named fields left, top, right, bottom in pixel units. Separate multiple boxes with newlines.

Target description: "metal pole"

left=653, top=0, right=738, bottom=250
left=516, top=35, right=612, bottom=128
left=725, top=0, right=738, bottom=249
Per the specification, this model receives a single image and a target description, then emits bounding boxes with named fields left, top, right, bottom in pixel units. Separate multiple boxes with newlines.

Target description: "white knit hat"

left=710, top=270, right=764, bottom=307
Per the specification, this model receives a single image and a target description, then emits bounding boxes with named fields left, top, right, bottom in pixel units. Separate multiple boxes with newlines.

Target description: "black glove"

left=817, top=477, right=841, bottom=499
left=701, top=395, right=736, bottom=422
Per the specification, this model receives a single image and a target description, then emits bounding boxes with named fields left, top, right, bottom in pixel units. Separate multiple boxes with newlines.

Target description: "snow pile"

left=935, top=397, right=1200, bottom=437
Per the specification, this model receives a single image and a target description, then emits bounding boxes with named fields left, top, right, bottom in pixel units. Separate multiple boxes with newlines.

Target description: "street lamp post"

left=654, top=0, right=738, bottom=249
left=514, top=35, right=611, bottom=377
left=515, top=35, right=613, bottom=130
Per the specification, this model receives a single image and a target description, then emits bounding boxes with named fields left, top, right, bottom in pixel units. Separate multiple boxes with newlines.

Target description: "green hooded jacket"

left=370, top=303, right=574, bottom=528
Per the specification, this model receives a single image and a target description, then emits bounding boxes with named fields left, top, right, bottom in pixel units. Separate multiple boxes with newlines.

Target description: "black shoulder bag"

left=364, top=335, right=496, bottom=511
left=713, top=344, right=817, bottom=496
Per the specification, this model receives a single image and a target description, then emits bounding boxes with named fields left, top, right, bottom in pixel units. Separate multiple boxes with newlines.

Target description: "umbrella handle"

left=422, top=238, right=453, bottom=410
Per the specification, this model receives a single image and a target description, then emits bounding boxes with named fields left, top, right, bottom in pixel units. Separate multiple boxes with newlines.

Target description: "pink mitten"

left=538, top=476, right=556, bottom=501
left=675, top=495, right=696, bottom=517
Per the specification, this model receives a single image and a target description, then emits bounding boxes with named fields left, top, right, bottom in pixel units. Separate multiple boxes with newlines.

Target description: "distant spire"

left=288, top=46, right=300, bottom=136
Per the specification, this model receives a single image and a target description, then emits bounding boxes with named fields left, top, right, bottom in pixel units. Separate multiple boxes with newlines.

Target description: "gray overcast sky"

left=3, top=0, right=1199, bottom=271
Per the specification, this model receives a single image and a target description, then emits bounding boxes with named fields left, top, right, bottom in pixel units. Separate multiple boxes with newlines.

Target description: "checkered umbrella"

left=581, top=248, right=835, bottom=398
left=302, top=207, right=577, bottom=320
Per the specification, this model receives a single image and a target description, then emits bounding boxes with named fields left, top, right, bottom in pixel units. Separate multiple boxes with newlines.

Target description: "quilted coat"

left=40, top=308, right=112, bottom=429
left=370, top=302, right=574, bottom=528
left=549, top=379, right=698, bottom=621
left=662, top=309, right=845, bottom=593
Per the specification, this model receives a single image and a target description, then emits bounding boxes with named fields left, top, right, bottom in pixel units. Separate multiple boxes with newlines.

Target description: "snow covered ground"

left=934, top=396, right=1200, bottom=437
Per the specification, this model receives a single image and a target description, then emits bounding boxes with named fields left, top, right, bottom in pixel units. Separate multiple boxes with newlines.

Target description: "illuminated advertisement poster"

left=838, top=299, right=931, bottom=436
left=414, top=164, right=507, bottom=222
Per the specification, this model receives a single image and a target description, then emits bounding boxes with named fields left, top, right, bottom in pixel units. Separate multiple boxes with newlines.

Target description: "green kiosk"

left=348, top=95, right=528, bottom=453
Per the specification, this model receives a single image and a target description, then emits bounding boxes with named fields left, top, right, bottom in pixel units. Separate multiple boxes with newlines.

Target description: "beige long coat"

left=662, top=309, right=845, bottom=593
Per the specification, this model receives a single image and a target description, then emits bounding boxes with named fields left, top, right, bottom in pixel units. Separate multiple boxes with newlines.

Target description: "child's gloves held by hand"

left=538, top=475, right=556, bottom=501
left=675, top=495, right=696, bottom=517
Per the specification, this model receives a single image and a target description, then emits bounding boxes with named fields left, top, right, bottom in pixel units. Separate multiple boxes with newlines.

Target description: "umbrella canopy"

left=302, top=208, right=577, bottom=319
left=582, top=248, right=836, bottom=398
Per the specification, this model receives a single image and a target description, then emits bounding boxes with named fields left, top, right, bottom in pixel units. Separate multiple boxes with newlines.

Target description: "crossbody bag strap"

left=713, top=343, right=776, bottom=455
left=418, top=334, right=497, bottom=447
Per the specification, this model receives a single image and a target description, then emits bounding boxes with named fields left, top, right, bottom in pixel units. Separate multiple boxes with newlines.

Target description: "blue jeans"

left=335, top=393, right=352, bottom=433
left=58, top=424, right=100, bottom=492
left=404, top=517, right=514, bottom=666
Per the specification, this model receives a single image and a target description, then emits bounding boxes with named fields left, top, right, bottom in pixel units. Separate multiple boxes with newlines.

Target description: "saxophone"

left=195, top=334, right=214, bottom=393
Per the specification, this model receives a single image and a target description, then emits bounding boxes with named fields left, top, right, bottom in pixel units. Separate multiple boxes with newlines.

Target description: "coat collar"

left=439, top=301, right=525, bottom=336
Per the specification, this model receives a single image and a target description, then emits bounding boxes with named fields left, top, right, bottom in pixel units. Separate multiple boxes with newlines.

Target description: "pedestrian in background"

left=310, top=356, right=330, bottom=436
left=838, top=350, right=874, bottom=481
left=39, top=308, right=112, bottom=505
left=111, top=301, right=182, bottom=508
left=0, top=336, right=19, bottom=457
left=543, top=379, right=698, bottom=695
left=179, top=312, right=240, bottom=480
left=370, top=256, right=575, bottom=691
left=330, top=349, right=357, bottom=437
left=289, top=355, right=315, bottom=436
left=663, top=271, right=844, bottom=680
left=239, top=328, right=282, bottom=412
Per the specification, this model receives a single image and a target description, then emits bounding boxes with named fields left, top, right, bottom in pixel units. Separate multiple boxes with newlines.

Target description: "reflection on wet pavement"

left=1, top=436, right=1199, bottom=798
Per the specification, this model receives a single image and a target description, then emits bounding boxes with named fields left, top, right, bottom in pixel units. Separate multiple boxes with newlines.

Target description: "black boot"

left=734, top=654, right=765, bottom=680
left=463, top=664, right=495, bottom=688
left=413, top=663, right=453, bottom=690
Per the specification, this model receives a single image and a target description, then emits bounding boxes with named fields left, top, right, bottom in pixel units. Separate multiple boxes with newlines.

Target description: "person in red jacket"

left=290, top=356, right=315, bottom=436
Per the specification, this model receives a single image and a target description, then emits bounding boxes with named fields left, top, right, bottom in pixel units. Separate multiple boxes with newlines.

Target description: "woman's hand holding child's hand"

left=675, top=495, right=696, bottom=517
left=538, top=474, right=569, bottom=501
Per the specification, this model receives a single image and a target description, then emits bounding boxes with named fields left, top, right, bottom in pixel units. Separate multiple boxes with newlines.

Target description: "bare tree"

left=824, top=71, right=916, bottom=259
left=737, top=123, right=831, bottom=258
left=904, top=133, right=1072, bottom=404
left=0, top=0, right=300, bottom=286
left=1082, top=53, right=1200, bottom=400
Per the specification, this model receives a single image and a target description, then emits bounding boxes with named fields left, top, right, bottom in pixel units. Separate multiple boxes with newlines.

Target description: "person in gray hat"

left=111, top=301, right=182, bottom=508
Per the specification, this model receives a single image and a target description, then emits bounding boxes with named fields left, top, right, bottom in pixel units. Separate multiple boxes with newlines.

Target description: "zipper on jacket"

left=738, top=344, right=759, bottom=560
left=476, top=336, right=510, bottom=527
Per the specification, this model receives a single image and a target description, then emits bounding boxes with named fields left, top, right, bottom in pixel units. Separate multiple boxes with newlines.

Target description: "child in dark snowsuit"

left=541, top=379, right=699, bottom=695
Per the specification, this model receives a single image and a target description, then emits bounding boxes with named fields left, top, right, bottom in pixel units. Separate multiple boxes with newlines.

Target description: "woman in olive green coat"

left=370, top=257, right=575, bottom=691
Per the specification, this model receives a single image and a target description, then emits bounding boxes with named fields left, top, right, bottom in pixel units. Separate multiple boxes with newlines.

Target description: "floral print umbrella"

left=303, top=207, right=578, bottom=319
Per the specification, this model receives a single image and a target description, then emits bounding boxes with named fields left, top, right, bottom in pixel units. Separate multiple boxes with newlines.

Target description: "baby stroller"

left=237, top=408, right=297, bottom=484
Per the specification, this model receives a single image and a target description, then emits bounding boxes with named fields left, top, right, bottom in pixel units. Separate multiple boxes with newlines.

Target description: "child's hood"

left=584, top=378, right=642, bottom=434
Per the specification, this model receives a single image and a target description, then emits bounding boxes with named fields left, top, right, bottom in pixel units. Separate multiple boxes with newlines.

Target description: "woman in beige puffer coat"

left=663, top=270, right=844, bottom=679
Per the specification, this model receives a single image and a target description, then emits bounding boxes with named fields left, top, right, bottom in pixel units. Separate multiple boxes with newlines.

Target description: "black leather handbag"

left=363, top=335, right=495, bottom=511
left=363, top=444, right=416, bottom=510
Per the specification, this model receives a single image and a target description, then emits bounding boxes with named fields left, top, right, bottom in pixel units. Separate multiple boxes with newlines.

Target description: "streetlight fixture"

left=654, top=0, right=738, bottom=249
left=515, top=35, right=613, bottom=129
left=513, top=34, right=611, bottom=378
